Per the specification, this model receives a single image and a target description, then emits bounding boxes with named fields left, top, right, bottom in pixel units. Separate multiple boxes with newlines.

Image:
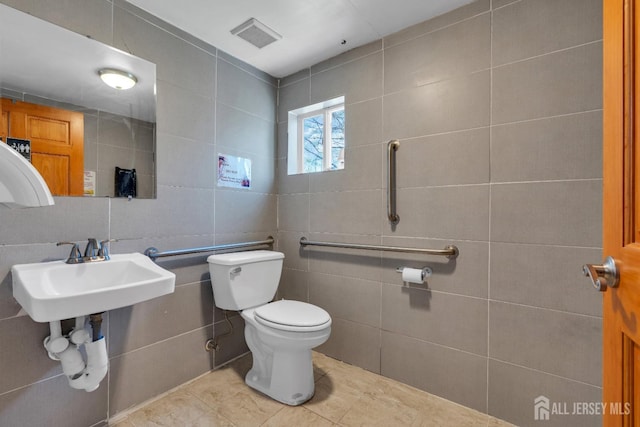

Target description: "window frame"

left=287, top=96, right=345, bottom=175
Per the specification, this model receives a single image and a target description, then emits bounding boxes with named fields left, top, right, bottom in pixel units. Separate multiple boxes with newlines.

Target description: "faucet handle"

left=57, top=242, right=82, bottom=264
left=98, top=239, right=116, bottom=260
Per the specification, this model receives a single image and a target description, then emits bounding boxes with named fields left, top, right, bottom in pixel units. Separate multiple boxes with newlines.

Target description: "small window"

left=288, top=96, right=345, bottom=175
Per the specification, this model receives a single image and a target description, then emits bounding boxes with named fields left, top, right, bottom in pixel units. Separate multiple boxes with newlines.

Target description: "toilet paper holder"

left=396, top=266, right=432, bottom=281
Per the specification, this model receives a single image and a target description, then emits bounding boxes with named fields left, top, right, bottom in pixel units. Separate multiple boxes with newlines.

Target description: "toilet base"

left=241, top=307, right=331, bottom=406
left=245, top=349, right=315, bottom=406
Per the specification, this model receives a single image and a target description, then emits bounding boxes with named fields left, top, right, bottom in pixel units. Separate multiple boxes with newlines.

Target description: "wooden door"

left=1, top=98, right=84, bottom=196
left=603, top=0, right=640, bottom=425
left=1, top=102, right=7, bottom=140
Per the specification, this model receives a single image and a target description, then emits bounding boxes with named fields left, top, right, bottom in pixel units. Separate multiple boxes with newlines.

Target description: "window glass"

left=330, top=108, right=345, bottom=170
left=303, top=114, right=324, bottom=173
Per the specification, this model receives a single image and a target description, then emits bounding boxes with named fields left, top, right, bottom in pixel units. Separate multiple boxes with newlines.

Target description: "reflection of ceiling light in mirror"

left=98, top=69, right=137, bottom=90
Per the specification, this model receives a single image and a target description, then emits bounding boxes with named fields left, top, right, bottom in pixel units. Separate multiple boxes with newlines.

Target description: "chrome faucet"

left=57, top=238, right=114, bottom=264
left=57, top=242, right=83, bottom=264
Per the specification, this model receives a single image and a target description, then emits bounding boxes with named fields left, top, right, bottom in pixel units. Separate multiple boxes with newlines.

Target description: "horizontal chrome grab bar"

left=299, top=237, right=458, bottom=259
left=144, top=236, right=274, bottom=261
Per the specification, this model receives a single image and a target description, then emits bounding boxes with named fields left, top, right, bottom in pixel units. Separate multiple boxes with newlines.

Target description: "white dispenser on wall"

left=0, top=141, right=54, bottom=208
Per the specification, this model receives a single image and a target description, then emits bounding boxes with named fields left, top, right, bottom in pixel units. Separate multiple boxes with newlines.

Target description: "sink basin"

left=12, top=253, right=176, bottom=322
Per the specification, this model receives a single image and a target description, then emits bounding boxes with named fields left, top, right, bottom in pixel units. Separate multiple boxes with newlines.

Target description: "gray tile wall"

left=277, top=0, right=603, bottom=426
left=0, top=0, right=276, bottom=425
left=89, top=113, right=156, bottom=198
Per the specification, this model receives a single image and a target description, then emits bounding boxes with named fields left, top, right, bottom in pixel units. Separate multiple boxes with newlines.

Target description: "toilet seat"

left=254, top=300, right=331, bottom=332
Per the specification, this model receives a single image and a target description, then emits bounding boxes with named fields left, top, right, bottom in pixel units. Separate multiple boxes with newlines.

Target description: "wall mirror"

left=0, top=4, right=157, bottom=198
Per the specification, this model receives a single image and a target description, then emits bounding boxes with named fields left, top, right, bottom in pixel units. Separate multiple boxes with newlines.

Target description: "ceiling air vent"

left=230, top=18, right=281, bottom=49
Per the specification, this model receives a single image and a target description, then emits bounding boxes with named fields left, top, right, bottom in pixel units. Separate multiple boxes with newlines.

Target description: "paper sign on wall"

left=217, top=154, right=251, bottom=189
left=84, top=171, right=96, bottom=196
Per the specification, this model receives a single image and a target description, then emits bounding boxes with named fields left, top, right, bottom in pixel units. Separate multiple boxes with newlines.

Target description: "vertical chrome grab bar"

left=387, top=139, right=400, bottom=224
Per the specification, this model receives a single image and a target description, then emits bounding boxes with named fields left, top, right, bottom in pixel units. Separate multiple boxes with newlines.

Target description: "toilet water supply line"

left=44, top=313, right=108, bottom=392
left=205, top=310, right=234, bottom=352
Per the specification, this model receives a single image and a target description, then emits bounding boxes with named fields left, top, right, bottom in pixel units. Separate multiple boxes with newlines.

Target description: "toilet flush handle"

left=230, top=267, right=241, bottom=278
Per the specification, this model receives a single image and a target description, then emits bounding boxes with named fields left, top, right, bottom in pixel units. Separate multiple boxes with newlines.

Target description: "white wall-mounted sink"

left=12, top=253, right=175, bottom=322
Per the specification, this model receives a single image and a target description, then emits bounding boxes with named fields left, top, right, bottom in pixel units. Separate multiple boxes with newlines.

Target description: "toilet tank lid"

left=207, top=250, right=284, bottom=265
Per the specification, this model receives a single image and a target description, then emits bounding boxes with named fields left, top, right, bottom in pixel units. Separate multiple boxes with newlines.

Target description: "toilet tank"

left=207, top=250, right=284, bottom=310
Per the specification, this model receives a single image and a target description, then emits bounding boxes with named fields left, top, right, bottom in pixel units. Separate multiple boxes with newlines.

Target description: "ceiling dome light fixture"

left=98, top=68, right=137, bottom=90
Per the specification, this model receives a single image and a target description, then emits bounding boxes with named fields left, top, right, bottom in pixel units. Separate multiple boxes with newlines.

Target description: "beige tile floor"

left=111, top=352, right=516, bottom=427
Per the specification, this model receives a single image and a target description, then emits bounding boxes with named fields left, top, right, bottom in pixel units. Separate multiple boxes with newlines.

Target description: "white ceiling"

left=126, top=0, right=474, bottom=78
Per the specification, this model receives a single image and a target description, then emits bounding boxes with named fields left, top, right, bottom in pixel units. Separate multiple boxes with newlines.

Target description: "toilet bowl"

left=207, top=250, right=332, bottom=405
left=242, top=300, right=331, bottom=405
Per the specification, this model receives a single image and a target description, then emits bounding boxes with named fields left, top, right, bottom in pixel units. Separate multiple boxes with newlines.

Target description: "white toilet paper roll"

left=402, top=267, right=424, bottom=284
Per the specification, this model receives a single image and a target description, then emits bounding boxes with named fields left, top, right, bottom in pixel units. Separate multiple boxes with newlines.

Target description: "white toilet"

left=207, top=250, right=331, bottom=405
